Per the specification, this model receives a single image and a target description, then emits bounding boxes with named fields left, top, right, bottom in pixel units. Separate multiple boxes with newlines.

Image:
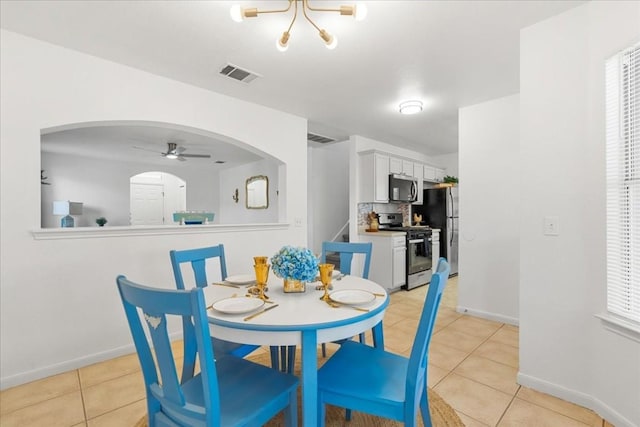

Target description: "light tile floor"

left=0, top=276, right=613, bottom=426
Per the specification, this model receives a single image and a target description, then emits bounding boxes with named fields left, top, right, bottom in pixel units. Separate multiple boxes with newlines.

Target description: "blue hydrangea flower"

left=271, top=246, right=319, bottom=282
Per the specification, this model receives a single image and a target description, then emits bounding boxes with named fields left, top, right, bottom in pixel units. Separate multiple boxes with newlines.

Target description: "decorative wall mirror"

left=246, top=175, right=269, bottom=209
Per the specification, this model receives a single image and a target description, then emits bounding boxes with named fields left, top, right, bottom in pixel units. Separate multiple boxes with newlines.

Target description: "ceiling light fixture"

left=230, top=0, right=367, bottom=52
left=399, top=100, right=423, bottom=115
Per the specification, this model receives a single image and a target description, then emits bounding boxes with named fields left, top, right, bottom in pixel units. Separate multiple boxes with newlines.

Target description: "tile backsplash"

left=358, top=203, right=411, bottom=226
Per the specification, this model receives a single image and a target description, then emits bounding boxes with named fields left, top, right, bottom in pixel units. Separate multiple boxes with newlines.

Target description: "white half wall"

left=458, top=94, right=520, bottom=325
left=0, top=30, right=307, bottom=388
left=519, top=2, right=640, bottom=426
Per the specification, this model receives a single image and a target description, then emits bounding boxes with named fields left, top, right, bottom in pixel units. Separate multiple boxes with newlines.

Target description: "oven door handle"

left=408, top=239, right=425, bottom=244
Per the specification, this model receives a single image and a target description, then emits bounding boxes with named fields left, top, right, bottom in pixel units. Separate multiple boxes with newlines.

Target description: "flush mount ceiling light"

left=399, top=100, right=423, bottom=115
left=230, top=0, right=367, bottom=52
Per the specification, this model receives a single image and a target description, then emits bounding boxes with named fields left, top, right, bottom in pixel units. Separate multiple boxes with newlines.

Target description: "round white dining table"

left=203, top=274, right=389, bottom=427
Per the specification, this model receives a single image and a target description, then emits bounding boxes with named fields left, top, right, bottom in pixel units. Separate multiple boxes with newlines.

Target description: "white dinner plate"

left=210, top=297, right=264, bottom=314
left=330, top=289, right=375, bottom=306
left=225, top=274, right=255, bottom=285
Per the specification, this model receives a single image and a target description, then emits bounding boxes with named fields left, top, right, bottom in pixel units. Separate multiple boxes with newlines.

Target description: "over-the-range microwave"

left=388, top=174, right=418, bottom=202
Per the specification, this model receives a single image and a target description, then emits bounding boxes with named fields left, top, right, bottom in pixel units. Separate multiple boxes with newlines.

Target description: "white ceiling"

left=1, top=0, right=585, bottom=157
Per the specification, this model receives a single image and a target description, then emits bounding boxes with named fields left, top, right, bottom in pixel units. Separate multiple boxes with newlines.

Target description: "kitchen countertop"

left=358, top=229, right=406, bottom=237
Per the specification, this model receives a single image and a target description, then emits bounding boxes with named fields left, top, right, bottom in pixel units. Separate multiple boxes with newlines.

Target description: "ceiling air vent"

left=219, top=63, right=260, bottom=83
left=307, top=132, right=335, bottom=144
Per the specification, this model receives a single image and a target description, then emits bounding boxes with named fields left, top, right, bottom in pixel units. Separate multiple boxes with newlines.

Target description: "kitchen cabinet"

left=423, top=165, right=446, bottom=183
left=392, top=241, right=407, bottom=288
left=359, top=152, right=389, bottom=203
left=359, top=233, right=406, bottom=292
left=424, top=165, right=436, bottom=182
left=389, top=157, right=402, bottom=174
left=412, top=163, right=423, bottom=205
left=402, top=160, right=413, bottom=176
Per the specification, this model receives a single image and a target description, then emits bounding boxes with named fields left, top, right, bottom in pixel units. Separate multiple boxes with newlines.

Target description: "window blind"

left=606, top=43, right=640, bottom=323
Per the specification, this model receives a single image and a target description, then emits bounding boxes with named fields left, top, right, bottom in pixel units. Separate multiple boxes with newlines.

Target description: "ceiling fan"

left=134, top=142, right=212, bottom=161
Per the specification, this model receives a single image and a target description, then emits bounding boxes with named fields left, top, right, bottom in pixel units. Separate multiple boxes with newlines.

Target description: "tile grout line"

left=494, top=385, right=521, bottom=426
left=77, top=369, right=89, bottom=425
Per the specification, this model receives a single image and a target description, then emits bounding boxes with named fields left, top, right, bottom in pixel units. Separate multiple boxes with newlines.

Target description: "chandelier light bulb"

left=276, top=32, right=290, bottom=52
left=230, top=5, right=244, bottom=22
left=354, top=3, right=368, bottom=21
left=399, top=100, right=423, bottom=115
left=319, top=30, right=337, bottom=50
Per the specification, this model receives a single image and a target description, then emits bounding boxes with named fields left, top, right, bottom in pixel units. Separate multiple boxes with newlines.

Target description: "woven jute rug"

left=134, top=349, right=464, bottom=426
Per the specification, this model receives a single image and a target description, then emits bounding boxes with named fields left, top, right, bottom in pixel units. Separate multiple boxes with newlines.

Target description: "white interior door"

left=130, top=183, right=164, bottom=225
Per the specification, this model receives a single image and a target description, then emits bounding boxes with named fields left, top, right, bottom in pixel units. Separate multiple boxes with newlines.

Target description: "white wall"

left=458, top=94, right=520, bottom=324
left=307, top=141, right=350, bottom=254
left=519, top=2, right=640, bottom=426
left=432, top=152, right=459, bottom=177
left=0, top=30, right=307, bottom=388
left=218, top=158, right=281, bottom=224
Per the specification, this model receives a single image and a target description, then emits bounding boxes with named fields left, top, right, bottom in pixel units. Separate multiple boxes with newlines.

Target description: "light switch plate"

left=544, top=216, right=560, bottom=236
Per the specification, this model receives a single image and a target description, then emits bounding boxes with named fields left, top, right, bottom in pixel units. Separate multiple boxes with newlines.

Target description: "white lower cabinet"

left=360, top=233, right=406, bottom=292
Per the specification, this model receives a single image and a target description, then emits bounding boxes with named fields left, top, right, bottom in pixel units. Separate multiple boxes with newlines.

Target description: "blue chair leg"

left=420, top=385, right=432, bottom=427
left=287, top=345, right=296, bottom=374
left=270, top=346, right=279, bottom=370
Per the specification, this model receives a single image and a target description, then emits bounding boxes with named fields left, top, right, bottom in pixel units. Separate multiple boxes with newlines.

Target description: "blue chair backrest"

left=170, top=244, right=228, bottom=290
left=169, top=245, right=229, bottom=382
left=116, top=275, right=221, bottom=426
left=320, top=241, right=373, bottom=279
left=405, top=257, right=450, bottom=416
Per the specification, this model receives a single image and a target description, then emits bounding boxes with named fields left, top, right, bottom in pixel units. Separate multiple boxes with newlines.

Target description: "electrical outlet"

left=294, top=217, right=303, bottom=227
left=544, top=216, right=560, bottom=236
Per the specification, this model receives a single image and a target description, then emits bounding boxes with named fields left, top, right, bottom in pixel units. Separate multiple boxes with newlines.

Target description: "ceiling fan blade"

left=177, top=156, right=187, bottom=162
left=175, top=146, right=186, bottom=154
left=180, top=153, right=211, bottom=158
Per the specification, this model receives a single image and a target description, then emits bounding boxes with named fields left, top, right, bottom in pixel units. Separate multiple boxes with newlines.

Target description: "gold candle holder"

left=254, top=256, right=268, bottom=265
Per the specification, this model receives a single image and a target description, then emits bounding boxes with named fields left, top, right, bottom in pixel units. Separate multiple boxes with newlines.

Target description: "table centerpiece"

left=271, top=245, right=319, bottom=293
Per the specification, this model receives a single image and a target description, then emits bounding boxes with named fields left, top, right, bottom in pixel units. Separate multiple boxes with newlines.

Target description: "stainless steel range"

left=378, top=213, right=434, bottom=290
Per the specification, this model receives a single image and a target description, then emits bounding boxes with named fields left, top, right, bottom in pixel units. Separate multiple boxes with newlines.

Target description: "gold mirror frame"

left=246, top=175, right=269, bottom=209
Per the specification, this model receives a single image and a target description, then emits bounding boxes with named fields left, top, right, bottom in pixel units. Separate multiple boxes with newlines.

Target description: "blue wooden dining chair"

left=116, top=275, right=299, bottom=427
left=321, top=241, right=373, bottom=355
left=170, top=245, right=260, bottom=380
left=316, top=257, right=450, bottom=427
left=321, top=241, right=373, bottom=278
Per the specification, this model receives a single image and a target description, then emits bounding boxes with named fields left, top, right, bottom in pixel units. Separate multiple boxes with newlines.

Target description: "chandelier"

left=230, top=0, right=367, bottom=52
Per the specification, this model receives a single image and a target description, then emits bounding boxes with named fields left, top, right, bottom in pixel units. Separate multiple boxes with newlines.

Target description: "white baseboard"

left=517, top=373, right=637, bottom=427
left=456, top=305, right=519, bottom=326
left=1, top=331, right=183, bottom=391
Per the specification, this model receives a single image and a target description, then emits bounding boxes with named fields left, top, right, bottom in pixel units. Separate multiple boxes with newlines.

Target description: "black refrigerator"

left=415, top=186, right=458, bottom=276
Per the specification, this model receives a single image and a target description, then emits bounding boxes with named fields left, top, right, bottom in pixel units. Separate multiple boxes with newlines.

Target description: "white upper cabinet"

left=402, top=160, right=413, bottom=176
left=435, top=168, right=445, bottom=182
left=359, top=152, right=389, bottom=203
left=389, top=157, right=402, bottom=174
left=424, top=165, right=437, bottom=182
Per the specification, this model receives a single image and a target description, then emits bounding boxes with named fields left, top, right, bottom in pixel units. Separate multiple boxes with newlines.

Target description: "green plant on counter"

left=96, top=217, right=108, bottom=227
left=443, top=175, right=458, bottom=183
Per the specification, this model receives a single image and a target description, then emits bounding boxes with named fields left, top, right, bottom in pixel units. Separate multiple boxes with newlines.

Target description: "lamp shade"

left=53, top=201, right=83, bottom=216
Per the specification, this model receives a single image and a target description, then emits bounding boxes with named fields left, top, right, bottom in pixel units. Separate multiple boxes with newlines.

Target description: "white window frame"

left=598, top=42, right=640, bottom=341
